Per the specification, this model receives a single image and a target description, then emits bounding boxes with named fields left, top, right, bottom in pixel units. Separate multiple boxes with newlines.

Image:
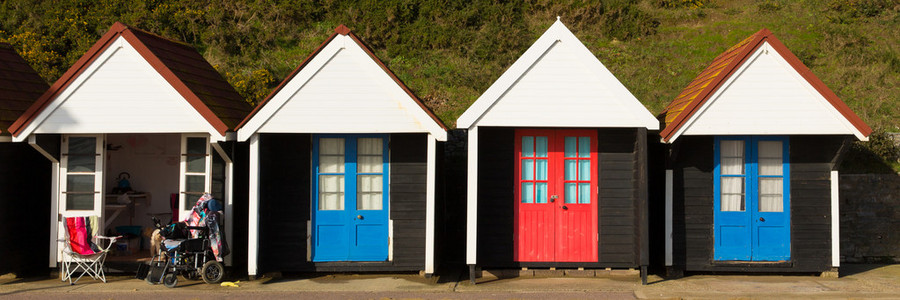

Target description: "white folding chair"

left=59, top=217, right=120, bottom=285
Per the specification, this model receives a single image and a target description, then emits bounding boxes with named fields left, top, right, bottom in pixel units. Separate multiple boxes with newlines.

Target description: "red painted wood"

left=514, top=129, right=598, bottom=262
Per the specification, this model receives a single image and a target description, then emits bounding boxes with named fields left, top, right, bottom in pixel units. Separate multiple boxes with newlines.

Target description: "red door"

left=515, top=129, right=598, bottom=262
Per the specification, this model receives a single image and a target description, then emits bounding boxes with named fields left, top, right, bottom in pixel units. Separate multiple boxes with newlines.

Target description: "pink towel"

left=66, top=217, right=96, bottom=255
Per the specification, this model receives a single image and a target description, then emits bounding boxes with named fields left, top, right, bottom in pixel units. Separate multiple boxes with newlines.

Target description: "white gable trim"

left=12, top=36, right=223, bottom=142
left=237, top=34, right=446, bottom=142
left=669, top=42, right=867, bottom=142
left=456, top=19, right=658, bottom=130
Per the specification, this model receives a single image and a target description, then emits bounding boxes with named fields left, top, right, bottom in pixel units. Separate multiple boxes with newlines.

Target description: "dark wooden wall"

left=256, top=133, right=427, bottom=273
left=0, top=143, right=51, bottom=276
left=670, top=135, right=845, bottom=272
left=475, top=127, right=646, bottom=269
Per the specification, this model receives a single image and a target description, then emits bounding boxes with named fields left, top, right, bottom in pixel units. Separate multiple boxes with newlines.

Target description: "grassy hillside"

left=1, top=0, right=897, bottom=171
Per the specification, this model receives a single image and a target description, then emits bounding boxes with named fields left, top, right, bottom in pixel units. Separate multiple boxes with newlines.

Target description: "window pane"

left=66, top=175, right=94, bottom=192
left=319, top=175, right=344, bottom=210
left=67, top=155, right=95, bottom=173
left=578, top=183, right=591, bottom=204
left=579, top=160, right=591, bottom=181
left=185, top=175, right=205, bottom=193
left=759, top=178, right=783, bottom=212
left=68, top=137, right=95, bottom=154
left=358, top=156, right=382, bottom=173
left=721, top=177, right=745, bottom=211
left=578, top=137, right=590, bottom=158
left=320, top=138, right=344, bottom=155
left=536, top=159, right=547, bottom=180
left=758, top=141, right=783, bottom=176
left=522, top=159, right=534, bottom=180
left=564, top=137, right=576, bottom=157
left=565, top=183, right=577, bottom=204
left=358, top=138, right=382, bottom=155
left=186, top=137, right=206, bottom=154
left=564, top=159, right=576, bottom=180
left=67, top=194, right=94, bottom=211
left=187, top=155, right=206, bottom=173
left=536, top=183, right=547, bottom=204
left=358, top=138, right=384, bottom=173
left=358, top=175, right=383, bottom=210
left=536, top=137, right=548, bottom=157
left=521, top=182, right=534, bottom=204
left=720, top=140, right=744, bottom=175
left=522, top=136, right=534, bottom=157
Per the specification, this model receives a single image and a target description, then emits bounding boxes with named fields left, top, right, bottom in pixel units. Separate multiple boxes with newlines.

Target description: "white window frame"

left=179, top=134, right=212, bottom=220
left=59, top=134, right=104, bottom=218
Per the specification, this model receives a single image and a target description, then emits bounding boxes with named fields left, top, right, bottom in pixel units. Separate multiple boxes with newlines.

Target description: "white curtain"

left=358, top=138, right=383, bottom=173
left=319, top=138, right=344, bottom=173
left=358, top=175, right=383, bottom=210
left=319, top=175, right=344, bottom=210
left=758, top=141, right=784, bottom=212
left=720, top=140, right=745, bottom=211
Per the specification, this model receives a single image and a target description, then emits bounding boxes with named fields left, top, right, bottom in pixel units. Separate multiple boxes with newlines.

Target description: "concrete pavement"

left=1, top=264, right=899, bottom=299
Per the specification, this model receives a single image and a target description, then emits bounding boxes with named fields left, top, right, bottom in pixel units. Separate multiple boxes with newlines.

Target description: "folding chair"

left=59, top=216, right=119, bottom=284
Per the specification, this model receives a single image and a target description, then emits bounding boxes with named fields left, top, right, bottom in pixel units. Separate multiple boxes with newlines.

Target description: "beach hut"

left=0, top=42, right=52, bottom=275
left=456, top=19, right=659, bottom=283
left=7, top=22, right=252, bottom=268
left=236, top=25, right=447, bottom=277
left=659, top=29, right=871, bottom=276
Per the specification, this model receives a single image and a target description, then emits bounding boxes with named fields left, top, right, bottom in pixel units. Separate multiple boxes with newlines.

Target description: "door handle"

left=357, top=215, right=364, bottom=220
left=550, top=195, right=558, bottom=203
left=759, top=217, right=765, bottom=222
left=562, top=206, right=568, bottom=210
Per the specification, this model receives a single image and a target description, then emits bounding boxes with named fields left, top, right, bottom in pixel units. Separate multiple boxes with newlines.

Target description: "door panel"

left=715, top=136, right=790, bottom=261
left=515, top=129, right=597, bottom=262
left=312, top=135, right=389, bottom=262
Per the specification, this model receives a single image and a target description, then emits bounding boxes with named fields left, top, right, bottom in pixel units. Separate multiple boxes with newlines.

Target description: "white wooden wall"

left=679, top=42, right=860, bottom=138
left=28, top=36, right=216, bottom=136
left=476, top=41, right=650, bottom=128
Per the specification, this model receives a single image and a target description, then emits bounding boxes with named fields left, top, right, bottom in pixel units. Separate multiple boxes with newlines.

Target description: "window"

left=715, top=136, right=789, bottom=213
left=314, top=135, right=388, bottom=212
left=61, top=135, right=103, bottom=213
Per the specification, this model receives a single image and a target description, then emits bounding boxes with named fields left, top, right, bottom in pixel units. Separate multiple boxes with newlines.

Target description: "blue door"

left=714, top=136, right=790, bottom=261
left=312, top=135, right=389, bottom=262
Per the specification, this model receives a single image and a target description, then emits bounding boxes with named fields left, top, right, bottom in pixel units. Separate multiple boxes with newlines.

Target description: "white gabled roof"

left=237, top=26, right=447, bottom=141
left=456, top=19, right=658, bottom=130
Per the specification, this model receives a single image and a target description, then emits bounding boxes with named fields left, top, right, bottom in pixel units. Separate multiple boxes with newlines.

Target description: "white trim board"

left=456, top=19, right=658, bottom=130
left=12, top=36, right=223, bottom=142
left=237, top=34, right=446, bottom=142
left=670, top=42, right=866, bottom=142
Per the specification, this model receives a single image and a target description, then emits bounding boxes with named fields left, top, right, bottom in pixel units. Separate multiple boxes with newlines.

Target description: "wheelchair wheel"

left=163, top=273, right=178, bottom=288
left=201, top=260, right=224, bottom=284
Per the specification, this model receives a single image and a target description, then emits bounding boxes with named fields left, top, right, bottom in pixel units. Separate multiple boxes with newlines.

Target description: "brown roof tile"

left=0, top=43, right=49, bottom=135
left=659, top=29, right=872, bottom=142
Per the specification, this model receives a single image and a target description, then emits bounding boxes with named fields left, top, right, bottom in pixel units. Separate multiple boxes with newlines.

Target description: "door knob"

left=550, top=195, right=558, bottom=202
left=357, top=215, right=364, bottom=220
left=562, top=206, right=568, bottom=210
left=759, top=217, right=765, bottom=222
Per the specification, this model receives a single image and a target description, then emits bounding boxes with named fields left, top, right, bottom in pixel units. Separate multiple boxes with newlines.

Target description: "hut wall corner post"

left=248, top=134, right=260, bottom=277
left=831, top=170, right=839, bottom=267
left=665, top=169, right=673, bottom=267
left=466, top=127, right=478, bottom=282
left=425, top=134, right=437, bottom=275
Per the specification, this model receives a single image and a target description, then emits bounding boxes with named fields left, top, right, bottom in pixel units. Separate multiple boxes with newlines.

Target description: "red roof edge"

left=764, top=34, right=873, bottom=138
left=236, top=25, right=448, bottom=131
left=660, top=29, right=769, bottom=142
left=119, top=29, right=230, bottom=136
left=9, top=22, right=128, bottom=137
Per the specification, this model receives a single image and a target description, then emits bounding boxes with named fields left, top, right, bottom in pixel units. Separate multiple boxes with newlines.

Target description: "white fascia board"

left=237, top=39, right=345, bottom=142
left=237, top=35, right=446, bottom=141
left=14, top=36, right=224, bottom=142
left=669, top=42, right=864, bottom=142
left=456, top=21, right=564, bottom=129
left=457, top=19, right=658, bottom=130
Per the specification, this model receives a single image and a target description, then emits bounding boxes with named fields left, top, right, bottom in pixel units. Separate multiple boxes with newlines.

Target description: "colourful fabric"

left=66, top=217, right=96, bottom=255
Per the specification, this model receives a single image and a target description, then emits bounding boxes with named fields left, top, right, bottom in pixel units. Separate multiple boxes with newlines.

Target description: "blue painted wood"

left=714, top=136, right=791, bottom=261
left=312, top=134, right=390, bottom=262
